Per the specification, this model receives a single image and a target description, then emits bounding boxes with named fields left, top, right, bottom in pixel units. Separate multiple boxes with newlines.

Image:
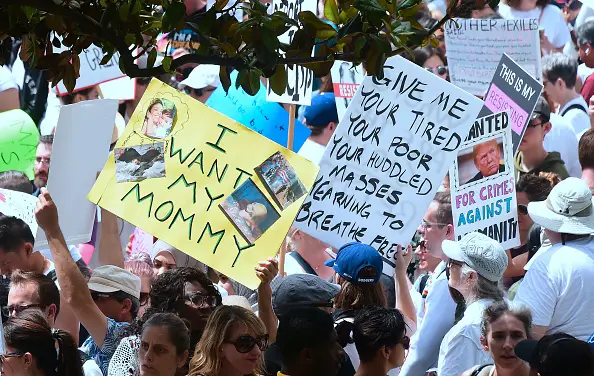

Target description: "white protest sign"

left=449, top=112, right=519, bottom=249
left=331, top=61, right=365, bottom=121
left=266, top=0, right=316, bottom=105
left=444, top=18, right=541, bottom=96
left=294, top=56, right=483, bottom=274
left=0, top=189, right=39, bottom=237
left=206, top=0, right=243, bottom=21
left=100, top=76, right=136, bottom=101
left=35, top=100, right=118, bottom=249
left=56, top=45, right=125, bottom=95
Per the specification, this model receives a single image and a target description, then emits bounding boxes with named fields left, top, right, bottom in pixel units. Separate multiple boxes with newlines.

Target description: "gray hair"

left=542, top=53, right=578, bottom=89
left=480, top=300, right=533, bottom=339
left=460, top=264, right=504, bottom=304
left=577, top=20, right=594, bottom=47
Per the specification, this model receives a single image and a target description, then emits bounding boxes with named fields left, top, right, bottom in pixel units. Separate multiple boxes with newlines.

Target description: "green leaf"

left=22, top=6, right=36, bottom=22
left=236, top=69, right=249, bottom=90
left=162, top=1, right=186, bottom=31
left=354, top=0, right=385, bottom=14
left=147, top=48, right=157, bottom=68
left=399, top=3, right=420, bottom=18
left=119, top=2, right=130, bottom=20
left=247, top=69, right=261, bottom=95
left=215, top=0, right=230, bottom=11
left=354, top=36, right=366, bottom=58
left=162, top=56, right=172, bottom=72
left=299, top=11, right=336, bottom=35
left=220, top=65, right=232, bottom=92
left=269, top=65, right=287, bottom=96
left=338, top=7, right=358, bottom=23
left=100, top=51, right=115, bottom=65
left=324, top=0, right=340, bottom=24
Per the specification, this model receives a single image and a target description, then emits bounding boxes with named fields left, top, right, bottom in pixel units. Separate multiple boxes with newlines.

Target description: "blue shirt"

left=80, top=317, right=128, bottom=375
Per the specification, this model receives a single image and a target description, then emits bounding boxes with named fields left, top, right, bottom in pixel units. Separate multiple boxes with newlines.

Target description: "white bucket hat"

left=179, top=64, right=221, bottom=89
left=528, top=177, right=594, bottom=235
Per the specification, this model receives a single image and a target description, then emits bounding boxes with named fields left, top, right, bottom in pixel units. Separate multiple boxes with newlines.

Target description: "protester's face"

left=138, top=275, right=152, bottom=318
left=417, top=201, right=449, bottom=259
left=189, top=86, right=217, bottom=103
left=518, top=121, right=547, bottom=153
left=7, top=282, right=53, bottom=322
left=423, top=55, right=448, bottom=81
left=0, top=346, right=29, bottom=376
left=483, top=313, right=527, bottom=370
left=149, top=104, right=164, bottom=125
left=474, top=141, right=501, bottom=177
left=312, top=330, right=343, bottom=376
left=414, top=245, right=441, bottom=273
left=578, top=42, right=594, bottom=67
left=543, top=77, right=562, bottom=105
left=220, top=325, right=264, bottom=375
left=34, top=142, right=52, bottom=188
left=446, top=259, right=466, bottom=293
left=91, top=290, right=128, bottom=322
left=139, top=325, right=186, bottom=376
left=516, top=191, right=534, bottom=234
left=153, top=252, right=177, bottom=276
left=176, top=281, right=213, bottom=333
left=0, top=248, right=31, bottom=275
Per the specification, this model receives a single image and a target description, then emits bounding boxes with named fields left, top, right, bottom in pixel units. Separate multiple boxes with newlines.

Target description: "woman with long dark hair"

left=2, top=310, right=83, bottom=376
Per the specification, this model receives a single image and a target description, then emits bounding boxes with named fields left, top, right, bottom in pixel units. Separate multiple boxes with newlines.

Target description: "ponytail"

left=52, top=328, right=84, bottom=376
left=335, top=320, right=355, bottom=348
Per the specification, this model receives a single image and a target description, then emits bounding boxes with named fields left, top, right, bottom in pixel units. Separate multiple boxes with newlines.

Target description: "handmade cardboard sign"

left=449, top=112, right=519, bottom=249
left=331, top=61, right=365, bottom=121
left=294, top=56, right=483, bottom=273
left=206, top=71, right=311, bottom=148
left=266, top=0, right=316, bottom=105
left=0, top=189, right=39, bottom=238
left=88, top=79, right=319, bottom=288
left=0, top=110, right=40, bottom=180
left=480, top=53, right=543, bottom=154
left=445, top=18, right=541, bottom=96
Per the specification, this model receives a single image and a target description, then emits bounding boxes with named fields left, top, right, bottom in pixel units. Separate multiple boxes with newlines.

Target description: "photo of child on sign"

left=142, top=98, right=177, bottom=138
left=220, top=179, right=280, bottom=244
left=255, top=151, right=307, bottom=209
left=457, top=137, right=506, bottom=186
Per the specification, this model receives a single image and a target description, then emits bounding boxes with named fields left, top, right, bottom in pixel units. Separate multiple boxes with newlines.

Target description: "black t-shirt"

left=264, top=342, right=356, bottom=376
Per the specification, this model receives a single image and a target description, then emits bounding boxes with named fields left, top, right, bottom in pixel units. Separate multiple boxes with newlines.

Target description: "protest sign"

left=206, top=71, right=311, bottom=149
left=331, top=61, right=365, bottom=121
left=35, top=100, right=118, bottom=249
left=266, top=0, right=316, bottom=105
left=100, top=77, right=136, bottom=101
left=480, top=53, right=543, bottom=154
left=88, top=79, right=319, bottom=288
left=445, top=18, right=541, bottom=96
left=0, top=110, right=40, bottom=180
left=56, top=45, right=125, bottom=95
left=0, top=189, right=39, bottom=238
left=293, top=56, right=483, bottom=274
left=449, top=112, right=519, bottom=249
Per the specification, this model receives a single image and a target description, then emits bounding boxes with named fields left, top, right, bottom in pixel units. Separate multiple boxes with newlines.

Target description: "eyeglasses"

left=517, top=204, right=529, bottom=216
left=183, top=293, right=218, bottom=309
left=420, top=219, right=448, bottom=230
left=139, top=292, right=149, bottom=307
left=1, top=304, right=42, bottom=317
left=446, top=259, right=464, bottom=279
left=91, top=292, right=115, bottom=301
left=425, top=66, right=448, bottom=76
left=183, top=86, right=216, bottom=97
left=35, top=157, right=51, bottom=166
left=0, top=352, right=24, bottom=366
left=225, top=334, right=269, bottom=353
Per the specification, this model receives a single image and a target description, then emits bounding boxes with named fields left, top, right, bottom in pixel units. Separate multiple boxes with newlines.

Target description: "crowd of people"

left=1, top=0, right=594, bottom=375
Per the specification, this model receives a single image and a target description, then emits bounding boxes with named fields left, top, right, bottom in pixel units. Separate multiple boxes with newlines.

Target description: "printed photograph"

left=219, top=179, right=280, bottom=244
left=457, top=137, right=505, bottom=186
left=255, top=151, right=307, bottom=209
left=142, top=97, right=177, bottom=138
left=115, top=143, right=166, bottom=183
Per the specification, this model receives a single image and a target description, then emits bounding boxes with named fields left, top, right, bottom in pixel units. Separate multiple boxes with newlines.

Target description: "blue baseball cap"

left=325, top=242, right=383, bottom=284
left=303, top=92, right=339, bottom=127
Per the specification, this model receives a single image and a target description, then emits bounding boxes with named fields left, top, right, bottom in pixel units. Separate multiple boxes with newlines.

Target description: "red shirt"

left=581, top=73, right=594, bottom=105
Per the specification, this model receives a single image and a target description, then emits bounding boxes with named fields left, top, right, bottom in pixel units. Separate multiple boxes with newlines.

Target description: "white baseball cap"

left=180, top=64, right=221, bottom=89
left=87, top=265, right=141, bottom=299
left=442, top=232, right=508, bottom=282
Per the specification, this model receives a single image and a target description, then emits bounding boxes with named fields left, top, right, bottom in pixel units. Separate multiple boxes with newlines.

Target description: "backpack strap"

left=288, top=252, right=318, bottom=276
left=78, top=349, right=92, bottom=364
left=471, top=364, right=494, bottom=376
left=561, top=103, right=588, bottom=116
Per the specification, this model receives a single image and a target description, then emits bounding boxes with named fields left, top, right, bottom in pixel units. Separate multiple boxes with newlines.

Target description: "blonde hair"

left=249, top=203, right=268, bottom=223
left=188, top=306, right=267, bottom=376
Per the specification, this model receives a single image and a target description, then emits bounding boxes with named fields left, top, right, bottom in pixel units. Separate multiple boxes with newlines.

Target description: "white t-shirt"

left=0, top=66, right=17, bottom=92
left=297, top=139, right=326, bottom=165
left=498, top=4, right=571, bottom=49
left=558, top=96, right=590, bottom=135
left=544, top=113, right=582, bottom=178
left=39, top=245, right=83, bottom=263
left=515, top=236, right=594, bottom=340
left=83, top=359, right=103, bottom=376
left=576, top=4, right=594, bottom=29
left=438, top=299, right=495, bottom=376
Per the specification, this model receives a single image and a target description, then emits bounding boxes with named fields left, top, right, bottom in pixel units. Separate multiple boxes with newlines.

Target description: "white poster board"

left=331, top=61, right=365, bottom=121
left=35, top=100, right=118, bottom=249
left=294, top=56, right=483, bottom=273
left=444, top=18, right=541, bottom=96
left=100, top=76, right=136, bottom=101
left=449, top=112, right=519, bottom=249
left=56, top=45, right=126, bottom=95
left=266, top=0, right=316, bottom=105
left=0, top=189, right=39, bottom=238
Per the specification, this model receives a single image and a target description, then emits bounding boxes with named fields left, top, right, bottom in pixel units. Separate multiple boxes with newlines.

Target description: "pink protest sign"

left=483, top=84, right=528, bottom=136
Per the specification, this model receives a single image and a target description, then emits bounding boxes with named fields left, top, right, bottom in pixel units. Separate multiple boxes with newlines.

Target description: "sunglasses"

left=183, top=293, right=218, bottom=309
left=445, top=259, right=464, bottom=279
left=183, top=86, right=216, bottom=97
left=518, top=204, right=529, bottom=216
left=91, top=292, right=116, bottom=301
left=225, top=334, right=269, bottom=353
left=425, top=66, right=448, bottom=76
left=1, top=304, right=42, bottom=317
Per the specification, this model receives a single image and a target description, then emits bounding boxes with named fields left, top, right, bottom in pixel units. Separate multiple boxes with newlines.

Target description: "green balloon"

left=0, top=110, right=40, bottom=180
